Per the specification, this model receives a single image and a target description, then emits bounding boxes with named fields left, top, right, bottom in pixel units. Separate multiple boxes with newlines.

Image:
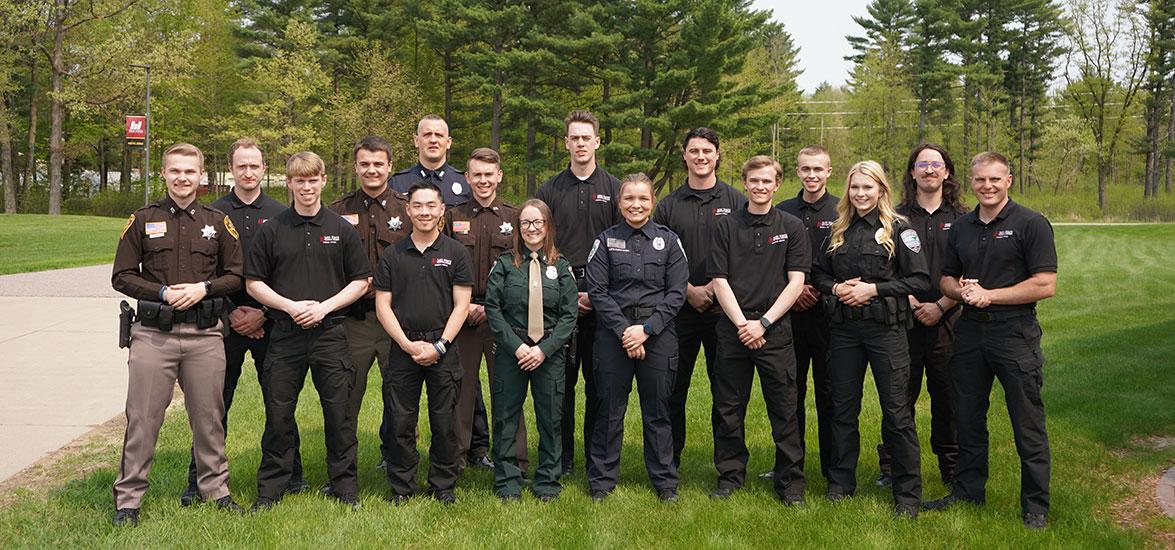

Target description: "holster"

left=137, top=300, right=174, bottom=332
left=566, top=323, right=579, bottom=366
left=823, top=294, right=843, bottom=323
left=118, top=300, right=135, bottom=348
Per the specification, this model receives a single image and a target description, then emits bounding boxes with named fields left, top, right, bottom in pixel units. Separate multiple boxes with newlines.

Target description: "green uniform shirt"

left=484, top=250, right=579, bottom=358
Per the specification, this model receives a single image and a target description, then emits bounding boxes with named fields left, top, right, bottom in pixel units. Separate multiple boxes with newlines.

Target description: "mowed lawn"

left=0, top=214, right=125, bottom=275
left=0, top=224, right=1172, bottom=547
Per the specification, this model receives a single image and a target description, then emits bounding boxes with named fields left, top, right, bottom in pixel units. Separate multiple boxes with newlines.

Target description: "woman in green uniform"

left=484, top=198, right=579, bottom=501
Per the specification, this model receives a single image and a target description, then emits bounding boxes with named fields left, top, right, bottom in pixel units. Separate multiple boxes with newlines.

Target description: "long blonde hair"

left=827, top=160, right=905, bottom=257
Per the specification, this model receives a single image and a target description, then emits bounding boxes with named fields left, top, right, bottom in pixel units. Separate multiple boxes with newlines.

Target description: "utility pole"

left=130, top=64, right=151, bottom=206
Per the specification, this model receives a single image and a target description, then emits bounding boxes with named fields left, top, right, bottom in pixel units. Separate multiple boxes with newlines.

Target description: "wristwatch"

left=203, top=281, right=212, bottom=293
left=759, top=316, right=772, bottom=329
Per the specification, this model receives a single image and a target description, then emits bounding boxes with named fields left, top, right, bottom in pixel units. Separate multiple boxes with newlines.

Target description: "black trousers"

left=827, top=318, right=921, bottom=506
left=950, top=314, right=1049, bottom=515
left=712, top=316, right=805, bottom=498
left=791, top=306, right=833, bottom=480
left=588, top=327, right=679, bottom=493
left=257, top=322, right=357, bottom=500
left=188, top=327, right=304, bottom=487
left=561, top=312, right=598, bottom=471
left=878, top=310, right=959, bottom=484
left=384, top=343, right=462, bottom=496
left=667, top=307, right=719, bottom=467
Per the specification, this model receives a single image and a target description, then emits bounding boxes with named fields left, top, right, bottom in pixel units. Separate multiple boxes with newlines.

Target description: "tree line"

left=0, top=0, right=1170, bottom=217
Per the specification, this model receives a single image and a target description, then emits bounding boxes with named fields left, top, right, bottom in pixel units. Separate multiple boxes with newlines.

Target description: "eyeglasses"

left=519, top=219, right=547, bottom=229
left=915, top=161, right=946, bottom=171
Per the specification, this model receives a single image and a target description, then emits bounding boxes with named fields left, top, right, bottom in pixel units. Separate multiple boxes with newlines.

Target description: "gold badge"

left=120, top=214, right=135, bottom=239
left=224, top=216, right=239, bottom=240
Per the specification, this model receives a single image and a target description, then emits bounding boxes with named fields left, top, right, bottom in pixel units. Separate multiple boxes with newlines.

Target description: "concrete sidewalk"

left=0, top=265, right=127, bottom=482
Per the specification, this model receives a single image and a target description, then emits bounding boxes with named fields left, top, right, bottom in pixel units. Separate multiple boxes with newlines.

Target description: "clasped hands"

left=957, top=278, right=992, bottom=308
left=832, top=278, right=878, bottom=307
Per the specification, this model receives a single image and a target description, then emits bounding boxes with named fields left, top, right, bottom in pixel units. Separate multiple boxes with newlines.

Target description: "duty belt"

left=405, top=328, right=445, bottom=341
left=624, top=306, right=655, bottom=320
left=571, top=267, right=586, bottom=280
left=512, top=326, right=553, bottom=346
left=273, top=315, right=347, bottom=330
left=961, top=308, right=1035, bottom=322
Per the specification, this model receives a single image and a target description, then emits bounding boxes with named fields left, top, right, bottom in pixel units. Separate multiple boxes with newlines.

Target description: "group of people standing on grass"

left=108, top=108, right=1057, bottom=530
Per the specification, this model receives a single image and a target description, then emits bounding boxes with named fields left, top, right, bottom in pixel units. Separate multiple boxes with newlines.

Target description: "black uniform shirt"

left=245, top=206, right=370, bottom=312
left=896, top=201, right=967, bottom=303
left=535, top=165, right=622, bottom=273
left=112, top=196, right=243, bottom=301
left=389, top=162, right=470, bottom=206
left=942, top=199, right=1057, bottom=313
left=812, top=209, right=930, bottom=298
left=586, top=221, right=688, bottom=339
left=776, top=189, right=839, bottom=278
left=652, top=179, right=745, bottom=286
left=708, top=206, right=811, bottom=313
left=211, top=190, right=287, bottom=309
left=373, top=233, right=473, bottom=331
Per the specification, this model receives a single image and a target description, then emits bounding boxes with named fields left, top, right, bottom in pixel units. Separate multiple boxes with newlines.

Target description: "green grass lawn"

left=0, top=214, right=125, bottom=275
left=1, top=225, right=1172, bottom=547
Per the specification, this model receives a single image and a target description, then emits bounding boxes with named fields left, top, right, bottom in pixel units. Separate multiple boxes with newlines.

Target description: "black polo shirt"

left=212, top=190, right=287, bottom=309
left=373, top=233, right=473, bottom=331
left=389, top=161, right=470, bottom=206
left=942, top=199, right=1057, bottom=313
left=535, top=165, right=622, bottom=271
left=897, top=201, right=967, bottom=303
left=776, top=189, right=839, bottom=275
left=246, top=206, right=370, bottom=312
left=585, top=221, right=688, bottom=338
left=652, top=179, right=745, bottom=286
left=708, top=206, right=811, bottom=313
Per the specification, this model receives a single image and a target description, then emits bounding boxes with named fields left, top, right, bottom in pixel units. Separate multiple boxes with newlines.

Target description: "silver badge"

left=452, top=182, right=463, bottom=196
left=874, top=227, right=885, bottom=244
left=200, top=225, right=217, bottom=240
left=652, top=236, right=665, bottom=250
left=389, top=216, right=402, bottom=230
left=900, top=229, right=922, bottom=253
left=546, top=265, right=558, bottom=280
left=499, top=221, right=513, bottom=235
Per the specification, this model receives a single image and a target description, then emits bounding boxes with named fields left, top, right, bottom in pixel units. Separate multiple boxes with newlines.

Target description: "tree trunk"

left=99, top=135, right=108, bottom=192
left=1167, top=96, right=1174, bottom=193
left=1097, top=156, right=1107, bottom=212
left=121, top=144, right=131, bottom=194
left=525, top=87, right=537, bottom=197
left=490, top=75, right=502, bottom=151
left=1, top=97, right=15, bottom=213
left=25, top=57, right=38, bottom=192
left=443, top=50, right=453, bottom=123
left=47, top=3, right=66, bottom=215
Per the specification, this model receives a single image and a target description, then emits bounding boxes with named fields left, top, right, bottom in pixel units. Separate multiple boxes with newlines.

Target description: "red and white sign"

left=125, top=115, right=146, bottom=146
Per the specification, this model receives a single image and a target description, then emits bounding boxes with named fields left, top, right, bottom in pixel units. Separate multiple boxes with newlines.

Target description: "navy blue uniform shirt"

left=389, top=162, right=470, bottom=206
left=586, top=221, right=688, bottom=339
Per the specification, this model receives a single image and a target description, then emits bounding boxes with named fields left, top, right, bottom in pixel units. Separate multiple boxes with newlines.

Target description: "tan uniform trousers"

left=344, top=315, right=391, bottom=423
left=456, top=322, right=528, bottom=469
left=114, top=322, right=229, bottom=509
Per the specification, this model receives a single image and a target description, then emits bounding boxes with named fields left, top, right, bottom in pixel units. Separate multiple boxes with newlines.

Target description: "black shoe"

left=249, top=496, right=276, bottom=513
left=499, top=493, right=521, bottom=503
left=658, top=489, right=679, bottom=503
left=469, top=455, right=494, bottom=470
left=285, top=478, right=310, bottom=494
left=1023, top=512, right=1048, bottom=530
left=826, top=490, right=850, bottom=502
left=333, top=493, right=359, bottom=510
left=180, top=484, right=202, bottom=507
left=923, top=494, right=977, bottom=512
left=709, top=486, right=738, bottom=500
left=590, top=490, right=609, bottom=503
left=377, top=458, right=389, bottom=471
left=874, top=473, right=892, bottom=488
left=779, top=494, right=805, bottom=507
left=536, top=492, right=559, bottom=502
left=320, top=484, right=334, bottom=497
left=433, top=490, right=456, bottom=506
left=215, top=496, right=244, bottom=514
left=389, top=493, right=411, bottom=506
left=560, top=464, right=573, bottom=478
left=894, top=503, right=919, bottom=519
left=758, top=470, right=775, bottom=480
left=111, top=508, right=139, bottom=526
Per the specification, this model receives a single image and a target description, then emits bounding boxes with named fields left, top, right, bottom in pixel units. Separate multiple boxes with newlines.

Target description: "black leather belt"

left=962, top=308, right=1035, bottom=322
left=405, top=329, right=444, bottom=341
left=512, top=326, right=553, bottom=346
left=572, top=267, right=586, bottom=280
left=624, top=306, right=654, bottom=320
left=272, top=315, right=347, bottom=330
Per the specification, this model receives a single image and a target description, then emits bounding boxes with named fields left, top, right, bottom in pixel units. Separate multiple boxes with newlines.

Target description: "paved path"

left=0, top=265, right=127, bottom=482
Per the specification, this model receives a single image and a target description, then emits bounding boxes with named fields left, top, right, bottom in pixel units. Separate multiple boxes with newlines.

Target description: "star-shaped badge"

left=388, top=216, right=403, bottom=230
left=201, top=225, right=217, bottom=240
left=499, top=221, right=513, bottom=235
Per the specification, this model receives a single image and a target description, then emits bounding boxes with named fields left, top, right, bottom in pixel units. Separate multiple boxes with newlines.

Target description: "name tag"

left=606, top=237, right=627, bottom=251
left=453, top=220, right=471, bottom=234
left=145, top=221, right=167, bottom=238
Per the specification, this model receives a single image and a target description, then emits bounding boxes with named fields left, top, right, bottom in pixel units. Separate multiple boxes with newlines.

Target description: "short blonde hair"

left=286, top=151, right=325, bottom=178
left=741, top=155, right=783, bottom=181
left=163, top=143, right=204, bottom=169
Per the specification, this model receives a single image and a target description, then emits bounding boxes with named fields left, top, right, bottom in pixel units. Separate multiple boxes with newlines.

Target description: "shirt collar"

left=737, top=205, right=775, bottom=226
left=617, top=221, right=654, bottom=239
left=225, top=190, right=264, bottom=209
left=159, top=196, right=198, bottom=219
left=290, top=207, right=328, bottom=226
left=853, top=208, right=881, bottom=227
left=396, top=232, right=444, bottom=254
left=970, top=198, right=1016, bottom=224
left=470, top=197, right=504, bottom=216
left=359, top=186, right=395, bottom=210
left=680, top=179, right=725, bottom=199
left=795, top=188, right=833, bottom=210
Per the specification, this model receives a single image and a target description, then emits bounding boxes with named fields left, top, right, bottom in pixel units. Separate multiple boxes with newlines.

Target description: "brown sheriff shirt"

left=328, top=186, right=410, bottom=271
left=112, top=195, right=244, bottom=301
left=445, top=197, right=518, bottom=301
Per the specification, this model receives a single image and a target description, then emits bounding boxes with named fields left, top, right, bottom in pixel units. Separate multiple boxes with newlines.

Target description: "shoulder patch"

left=588, top=239, right=601, bottom=263
left=224, top=216, right=239, bottom=240
left=120, top=214, right=135, bottom=239
left=900, top=229, right=921, bottom=253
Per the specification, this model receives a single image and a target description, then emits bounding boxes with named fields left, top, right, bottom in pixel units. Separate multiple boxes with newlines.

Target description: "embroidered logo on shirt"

left=993, top=229, right=1015, bottom=239
left=453, top=220, right=471, bottom=233
left=940, top=222, right=952, bottom=231
left=817, top=220, right=834, bottom=229
left=432, top=258, right=453, bottom=267
left=593, top=194, right=611, bottom=203
left=901, top=229, right=922, bottom=253
left=320, top=235, right=340, bottom=244
left=769, top=233, right=789, bottom=245
left=712, top=207, right=732, bottom=216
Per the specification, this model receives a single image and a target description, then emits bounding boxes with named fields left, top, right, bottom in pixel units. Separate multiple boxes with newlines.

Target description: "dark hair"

left=468, top=147, right=501, bottom=166
left=901, top=143, right=965, bottom=213
left=681, top=127, right=720, bottom=151
left=228, top=138, right=264, bottom=165
left=406, top=180, right=442, bottom=201
left=354, top=135, right=392, bottom=162
left=564, top=109, right=599, bottom=135
left=741, top=155, right=783, bottom=181
left=512, top=199, right=560, bottom=268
